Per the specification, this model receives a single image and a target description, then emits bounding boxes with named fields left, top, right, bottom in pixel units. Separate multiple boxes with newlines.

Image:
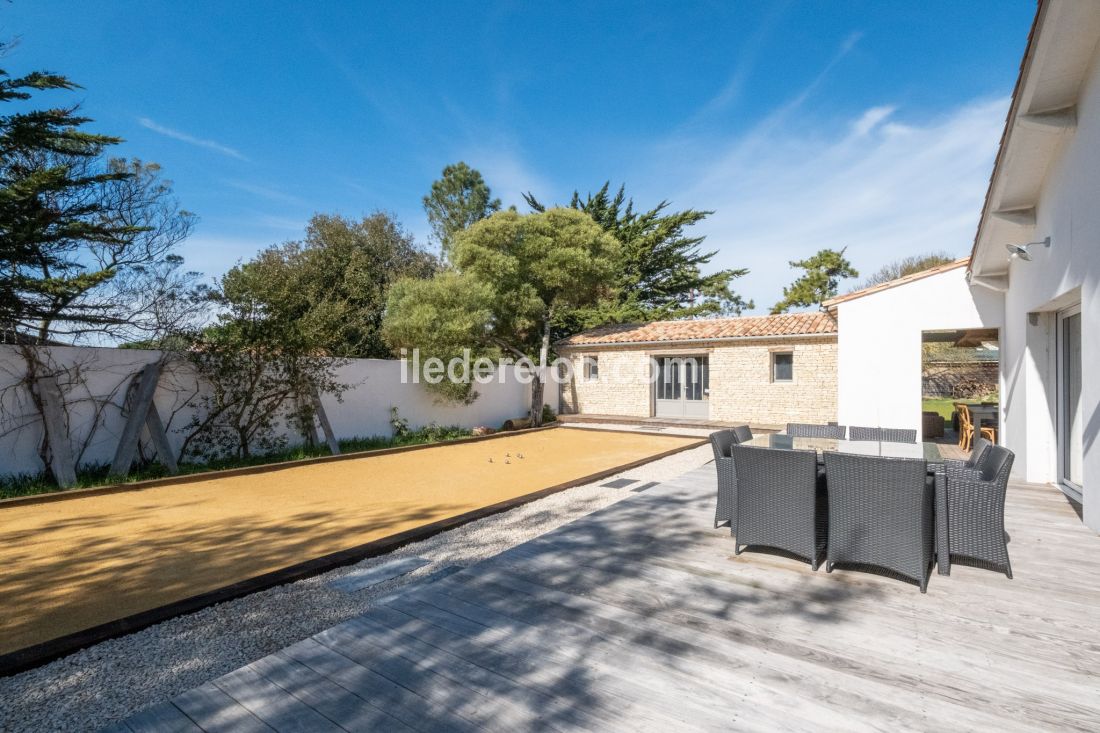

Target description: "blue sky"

left=4, top=1, right=1037, bottom=311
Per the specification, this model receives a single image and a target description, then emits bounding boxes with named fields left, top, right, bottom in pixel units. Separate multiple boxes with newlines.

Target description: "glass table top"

left=744, top=434, right=945, bottom=463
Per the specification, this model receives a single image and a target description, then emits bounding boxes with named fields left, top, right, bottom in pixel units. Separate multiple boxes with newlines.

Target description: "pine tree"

left=524, top=183, right=751, bottom=331
left=422, top=162, right=501, bottom=262
left=771, top=248, right=858, bottom=314
left=0, top=58, right=194, bottom=343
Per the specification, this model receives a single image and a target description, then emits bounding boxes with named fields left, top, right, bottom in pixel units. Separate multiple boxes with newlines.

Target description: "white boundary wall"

left=0, top=345, right=543, bottom=478
left=834, top=267, right=1004, bottom=439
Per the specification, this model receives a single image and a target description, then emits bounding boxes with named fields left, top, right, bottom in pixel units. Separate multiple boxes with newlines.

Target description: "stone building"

left=556, top=312, right=837, bottom=429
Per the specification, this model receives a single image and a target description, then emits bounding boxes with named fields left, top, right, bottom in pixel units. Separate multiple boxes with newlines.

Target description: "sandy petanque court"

left=0, top=427, right=699, bottom=660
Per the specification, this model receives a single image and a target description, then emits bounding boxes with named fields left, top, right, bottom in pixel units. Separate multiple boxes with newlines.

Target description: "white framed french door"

left=1056, top=305, right=1083, bottom=493
left=654, top=355, right=709, bottom=419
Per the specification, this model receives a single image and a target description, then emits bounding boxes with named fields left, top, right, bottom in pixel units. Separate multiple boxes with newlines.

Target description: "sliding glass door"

left=1058, top=307, right=1083, bottom=490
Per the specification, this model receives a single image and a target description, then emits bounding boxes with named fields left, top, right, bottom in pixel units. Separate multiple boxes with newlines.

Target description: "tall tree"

left=524, top=183, right=752, bottom=329
left=180, top=275, right=346, bottom=461
left=220, top=212, right=437, bottom=359
left=422, top=162, right=500, bottom=261
left=771, top=248, right=858, bottom=314
left=0, top=62, right=197, bottom=344
left=860, top=252, right=956, bottom=288
left=0, top=56, right=199, bottom=484
left=385, top=208, right=619, bottom=424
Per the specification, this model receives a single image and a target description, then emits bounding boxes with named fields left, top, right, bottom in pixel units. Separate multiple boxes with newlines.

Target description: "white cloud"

left=852, top=105, right=897, bottom=136
left=658, top=96, right=1008, bottom=311
left=226, top=181, right=305, bottom=206
left=137, top=117, right=248, bottom=161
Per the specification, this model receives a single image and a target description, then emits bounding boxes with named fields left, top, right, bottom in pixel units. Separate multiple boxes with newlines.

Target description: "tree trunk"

left=531, top=316, right=552, bottom=427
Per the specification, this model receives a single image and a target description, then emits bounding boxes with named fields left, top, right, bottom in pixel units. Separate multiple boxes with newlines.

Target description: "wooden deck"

left=109, top=466, right=1100, bottom=732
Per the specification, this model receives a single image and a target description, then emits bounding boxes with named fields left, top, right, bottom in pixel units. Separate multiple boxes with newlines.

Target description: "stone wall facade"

left=559, top=336, right=838, bottom=427
left=922, top=361, right=999, bottom=399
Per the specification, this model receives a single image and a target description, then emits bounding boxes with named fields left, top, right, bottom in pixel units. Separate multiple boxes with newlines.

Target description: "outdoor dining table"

left=745, top=433, right=945, bottom=465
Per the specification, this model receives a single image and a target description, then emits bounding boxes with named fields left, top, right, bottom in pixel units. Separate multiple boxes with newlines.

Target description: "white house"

left=968, top=0, right=1100, bottom=531
left=834, top=0, right=1100, bottom=532
left=827, top=259, right=1003, bottom=438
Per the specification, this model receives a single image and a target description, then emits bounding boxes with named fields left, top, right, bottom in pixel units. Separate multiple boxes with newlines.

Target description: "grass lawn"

left=922, top=398, right=956, bottom=421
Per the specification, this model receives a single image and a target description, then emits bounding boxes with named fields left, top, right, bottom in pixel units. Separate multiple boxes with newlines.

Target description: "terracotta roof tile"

left=821, top=258, right=969, bottom=308
left=557, top=311, right=837, bottom=347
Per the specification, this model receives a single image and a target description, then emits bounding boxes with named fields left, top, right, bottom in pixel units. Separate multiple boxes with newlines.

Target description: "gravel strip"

left=0, top=443, right=713, bottom=733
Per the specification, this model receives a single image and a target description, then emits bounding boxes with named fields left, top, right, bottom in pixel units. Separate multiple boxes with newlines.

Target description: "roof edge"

left=968, top=0, right=1046, bottom=274
left=556, top=331, right=838, bottom=349
left=823, top=258, right=970, bottom=309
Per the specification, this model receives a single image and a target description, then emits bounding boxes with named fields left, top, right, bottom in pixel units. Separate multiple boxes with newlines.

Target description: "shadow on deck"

left=111, top=464, right=1100, bottom=732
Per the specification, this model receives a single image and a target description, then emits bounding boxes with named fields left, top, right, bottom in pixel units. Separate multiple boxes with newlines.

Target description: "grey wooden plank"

left=110, top=363, right=162, bottom=477
left=172, top=681, right=275, bottom=733
left=251, top=652, right=417, bottom=733
left=281, top=637, right=481, bottom=733
left=328, top=556, right=431, bottom=593
left=115, top=702, right=201, bottom=733
left=599, top=478, right=638, bottom=488
left=36, top=375, right=76, bottom=487
left=358, top=598, right=767, bottom=731
left=332, top=614, right=620, bottom=733
left=311, top=387, right=340, bottom=456
left=212, top=665, right=344, bottom=733
left=447, top=564, right=1040, bottom=730
left=314, top=620, right=579, bottom=733
left=367, top=601, right=740, bottom=731
left=477, top=509, right=1100, bottom=703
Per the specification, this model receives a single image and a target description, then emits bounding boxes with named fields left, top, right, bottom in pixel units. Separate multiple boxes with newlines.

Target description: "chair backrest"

left=967, top=436, right=992, bottom=468
left=731, top=425, right=753, bottom=444
left=957, top=404, right=973, bottom=431
left=787, top=423, right=847, bottom=440
left=730, top=445, right=819, bottom=547
left=709, top=430, right=738, bottom=461
left=979, top=444, right=1015, bottom=484
left=849, top=426, right=918, bottom=443
left=822, top=452, right=931, bottom=574
left=823, top=452, right=929, bottom=505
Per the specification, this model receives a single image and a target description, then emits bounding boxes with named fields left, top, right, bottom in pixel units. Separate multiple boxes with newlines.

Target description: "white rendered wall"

left=0, top=345, right=540, bottom=478
left=835, top=267, right=1004, bottom=439
left=995, top=42, right=1100, bottom=531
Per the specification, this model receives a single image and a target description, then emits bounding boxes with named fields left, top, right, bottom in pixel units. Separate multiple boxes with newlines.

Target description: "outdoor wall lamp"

left=1005, top=236, right=1051, bottom=261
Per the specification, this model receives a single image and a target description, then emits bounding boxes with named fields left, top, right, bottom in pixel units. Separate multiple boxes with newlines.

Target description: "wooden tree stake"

left=110, top=363, right=177, bottom=477
left=36, top=376, right=77, bottom=488
left=311, top=387, right=340, bottom=455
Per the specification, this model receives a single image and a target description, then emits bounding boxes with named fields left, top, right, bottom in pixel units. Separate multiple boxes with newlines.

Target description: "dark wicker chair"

left=966, top=436, right=991, bottom=468
left=937, top=444, right=1014, bottom=578
left=732, top=425, right=753, bottom=444
left=823, top=452, right=935, bottom=592
left=787, top=423, right=847, bottom=439
left=710, top=430, right=739, bottom=528
left=730, top=445, right=825, bottom=568
left=849, top=426, right=917, bottom=443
